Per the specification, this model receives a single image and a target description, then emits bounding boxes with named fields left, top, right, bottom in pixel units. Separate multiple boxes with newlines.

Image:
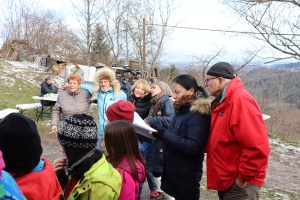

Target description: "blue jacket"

left=144, top=95, right=174, bottom=129
left=144, top=94, right=174, bottom=172
left=160, top=98, right=211, bottom=200
left=81, top=85, right=127, bottom=134
left=0, top=170, right=26, bottom=200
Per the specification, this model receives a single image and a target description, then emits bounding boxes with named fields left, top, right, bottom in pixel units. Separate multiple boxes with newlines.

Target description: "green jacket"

left=67, top=155, right=121, bottom=200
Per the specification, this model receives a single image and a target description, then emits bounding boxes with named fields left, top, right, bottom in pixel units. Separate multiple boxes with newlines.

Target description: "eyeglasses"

left=204, top=77, right=218, bottom=84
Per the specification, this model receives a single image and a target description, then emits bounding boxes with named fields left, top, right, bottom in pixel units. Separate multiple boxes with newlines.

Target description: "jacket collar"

left=190, top=98, right=211, bottom=115
left=220, top=77, right=244, bottom=102
left=66, top=88, right=81, bottom=95
left=100, top=87, right=113, bottom=93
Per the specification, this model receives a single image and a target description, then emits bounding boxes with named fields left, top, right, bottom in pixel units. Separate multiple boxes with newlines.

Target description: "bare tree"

left=221, top=0, right=300, bottom=63
left=101, top=0, right=131, bottom=66
left=0, top=0, right=77, bottom=56
left=125, top=0, right=179, bottom=79
left=68, top=0, right=108, bottom=66
left=101, top=0, right=179, bottom=79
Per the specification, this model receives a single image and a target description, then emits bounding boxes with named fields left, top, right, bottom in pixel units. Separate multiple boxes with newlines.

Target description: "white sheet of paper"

left=132, top=112, right=157, bottom=140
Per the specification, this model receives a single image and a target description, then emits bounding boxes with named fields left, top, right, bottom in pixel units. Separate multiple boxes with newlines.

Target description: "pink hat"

left=106, top=100, right=135, bottom=122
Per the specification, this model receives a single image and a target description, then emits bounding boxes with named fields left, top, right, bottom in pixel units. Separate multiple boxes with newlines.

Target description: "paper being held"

left=132, top=112, right=156, bottom=140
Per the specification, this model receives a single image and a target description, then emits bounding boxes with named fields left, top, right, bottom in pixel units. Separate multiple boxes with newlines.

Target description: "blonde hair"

left=131, top=79, right=151, bottom=96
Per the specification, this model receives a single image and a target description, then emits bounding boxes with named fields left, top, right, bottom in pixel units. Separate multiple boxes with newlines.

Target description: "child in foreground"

left=101, top=120, right=146, bottom=200
left=53, top=114, right=122, bottom=200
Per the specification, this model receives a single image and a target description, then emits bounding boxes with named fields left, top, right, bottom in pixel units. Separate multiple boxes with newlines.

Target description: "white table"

left=32, top=95, right=58, bottom=102
left=32, top=95, right=58, bottom=122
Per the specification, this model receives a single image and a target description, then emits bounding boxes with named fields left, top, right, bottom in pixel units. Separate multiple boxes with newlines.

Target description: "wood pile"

left=0, top=39, right=34, bottom=61
left=52, top=63, right=68, bottom=75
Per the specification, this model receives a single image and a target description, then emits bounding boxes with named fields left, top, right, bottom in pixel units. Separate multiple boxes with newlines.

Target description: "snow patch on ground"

left=6, top=61, right=29, bottom=68
left=0, top=76, right=15, bottom=87
left=270, top=138, right=300, bottom=153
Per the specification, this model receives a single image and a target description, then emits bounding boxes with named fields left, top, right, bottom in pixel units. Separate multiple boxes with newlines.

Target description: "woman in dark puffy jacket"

left=151, top=74, right=211, bottom=200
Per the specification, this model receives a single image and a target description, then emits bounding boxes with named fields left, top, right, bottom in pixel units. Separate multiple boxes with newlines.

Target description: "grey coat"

left=51, top=88, right=91, bottom=126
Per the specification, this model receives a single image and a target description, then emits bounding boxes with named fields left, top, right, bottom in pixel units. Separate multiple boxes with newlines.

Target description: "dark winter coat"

left=40, top=81, right=59, bottom=106
left=129, top=93, right=152, bottom=119
left=160, top=98, right=211, bottom=200
left=121, top=82, right=131, bottom=99
left=144, top=94, right=175, bottom=173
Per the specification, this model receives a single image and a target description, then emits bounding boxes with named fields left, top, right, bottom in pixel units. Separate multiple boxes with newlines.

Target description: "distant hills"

left=162, top=61, right=300, bottom=72
left=270, top=62, right=300, bottom=70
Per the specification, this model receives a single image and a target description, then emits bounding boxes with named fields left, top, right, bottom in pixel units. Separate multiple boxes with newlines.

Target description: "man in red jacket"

left=205, top=62, right=270, bottom=200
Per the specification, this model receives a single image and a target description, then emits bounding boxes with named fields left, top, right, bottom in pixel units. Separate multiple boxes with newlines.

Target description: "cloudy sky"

left=27, top=0, right=293, bottom=64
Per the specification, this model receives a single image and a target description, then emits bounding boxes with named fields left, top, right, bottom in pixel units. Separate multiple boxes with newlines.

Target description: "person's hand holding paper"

left=150, top=124, right=166, bottom=140
left=132, top=112, right=157, bottom=140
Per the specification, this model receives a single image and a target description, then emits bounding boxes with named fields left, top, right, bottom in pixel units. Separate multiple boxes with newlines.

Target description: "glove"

left=152, top=128, right=165, bottom=140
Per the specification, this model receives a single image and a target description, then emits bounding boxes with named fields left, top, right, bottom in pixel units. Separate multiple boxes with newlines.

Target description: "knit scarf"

left=173, top=95, right=195, bottom=111
left=68, top=149, right=103, bottom=178
left=148, top=92, right=166, bottom=117
left=211, top=94, right=222, bottom=111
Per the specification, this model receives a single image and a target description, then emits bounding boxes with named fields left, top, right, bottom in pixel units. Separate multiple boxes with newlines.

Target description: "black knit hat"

left=58, top=114, right=98, bottom=169
left=207, top=62, right=236, bottom=79
left=0, top=113, right=43, bottom=174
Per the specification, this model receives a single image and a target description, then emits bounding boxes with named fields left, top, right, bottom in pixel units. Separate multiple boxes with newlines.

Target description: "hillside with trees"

left=240, top=67, right=300, bottom=141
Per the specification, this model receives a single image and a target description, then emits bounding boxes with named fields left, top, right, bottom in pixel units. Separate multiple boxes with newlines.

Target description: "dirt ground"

left=265, top=141, right=300, bottom=195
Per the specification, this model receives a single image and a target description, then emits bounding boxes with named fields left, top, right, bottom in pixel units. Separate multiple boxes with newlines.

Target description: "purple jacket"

left=116, top=157, right=145, bottom=200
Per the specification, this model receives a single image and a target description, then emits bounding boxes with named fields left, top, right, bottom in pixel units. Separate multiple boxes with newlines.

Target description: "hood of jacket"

left=91, top=68, right=120, bottom=100
left=190, top=98, right=211, bottom=116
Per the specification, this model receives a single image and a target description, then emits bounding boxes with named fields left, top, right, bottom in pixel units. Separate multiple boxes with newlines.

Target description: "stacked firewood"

left=0, top=39, right=34, bottom=61
left=52, top=63, right=68, bottom=75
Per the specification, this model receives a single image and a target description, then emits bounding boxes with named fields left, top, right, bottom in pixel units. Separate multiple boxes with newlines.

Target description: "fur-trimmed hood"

left=91, top=67, right=121, bottom=100
left=190, top=98, right=211, bottom=116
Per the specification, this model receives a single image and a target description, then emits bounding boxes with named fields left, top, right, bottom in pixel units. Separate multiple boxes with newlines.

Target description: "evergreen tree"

left=90, top=24, right=110, bottom=65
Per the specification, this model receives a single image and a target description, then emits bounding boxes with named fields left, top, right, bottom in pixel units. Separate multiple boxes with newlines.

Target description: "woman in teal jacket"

left=81, top=67, right=127, bottom=150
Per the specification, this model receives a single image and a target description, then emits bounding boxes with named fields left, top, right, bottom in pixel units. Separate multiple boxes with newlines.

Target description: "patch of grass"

left=261, top=187, right=300, bottom=200
left=0, top=60, right=52, bottom=130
